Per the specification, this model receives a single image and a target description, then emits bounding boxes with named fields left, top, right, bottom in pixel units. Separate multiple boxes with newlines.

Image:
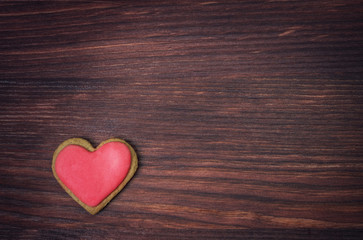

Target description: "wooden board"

left=1, top=1, right=363, bottom=239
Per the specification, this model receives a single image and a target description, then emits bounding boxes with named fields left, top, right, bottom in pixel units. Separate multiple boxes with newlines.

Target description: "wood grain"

left=1, top=0, right=363, bottom=239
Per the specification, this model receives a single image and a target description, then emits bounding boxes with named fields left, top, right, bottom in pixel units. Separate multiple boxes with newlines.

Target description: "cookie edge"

left=51, top=138, right=138, bottom=215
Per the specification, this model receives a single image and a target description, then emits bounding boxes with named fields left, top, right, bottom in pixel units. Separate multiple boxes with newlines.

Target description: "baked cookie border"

left=52, top=138, right=138, bottom=215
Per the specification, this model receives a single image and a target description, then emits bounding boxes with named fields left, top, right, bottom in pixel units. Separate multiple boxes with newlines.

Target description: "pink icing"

left=55, top=142, right=131, bottom=207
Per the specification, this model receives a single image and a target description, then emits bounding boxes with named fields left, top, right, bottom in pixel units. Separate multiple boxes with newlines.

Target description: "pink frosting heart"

left=55, top=142, right=131, bottom=207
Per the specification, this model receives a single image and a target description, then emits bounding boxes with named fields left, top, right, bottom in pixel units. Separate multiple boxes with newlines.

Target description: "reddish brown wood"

left=1, top=1, right=363, bottom=239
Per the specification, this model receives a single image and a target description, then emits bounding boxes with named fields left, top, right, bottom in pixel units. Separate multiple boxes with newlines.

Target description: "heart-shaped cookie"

left=52, top=138, right=138, bottom=214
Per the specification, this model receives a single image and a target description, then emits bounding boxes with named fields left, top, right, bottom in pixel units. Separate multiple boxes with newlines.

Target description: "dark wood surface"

left=1, top=1, right=363, bottom=239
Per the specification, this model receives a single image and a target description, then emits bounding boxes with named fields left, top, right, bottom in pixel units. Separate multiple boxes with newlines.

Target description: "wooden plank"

left=0, top=1, right=363, bottom=239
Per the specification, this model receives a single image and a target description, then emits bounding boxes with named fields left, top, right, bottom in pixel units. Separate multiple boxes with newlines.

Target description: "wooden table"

left=1, top=1, right=363, bottom=239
